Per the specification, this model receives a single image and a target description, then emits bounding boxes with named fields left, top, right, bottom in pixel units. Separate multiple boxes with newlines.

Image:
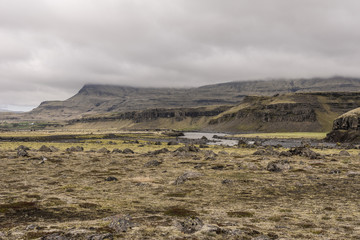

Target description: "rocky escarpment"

left=65, top=92, right=360, bottom=133
left=209, top=102, right=317, bottom=124
left=68, top=106, right=231, bottom=124
left=326, top=108, right=360, bottom=142
left=206, top=92, right=360, bottom=132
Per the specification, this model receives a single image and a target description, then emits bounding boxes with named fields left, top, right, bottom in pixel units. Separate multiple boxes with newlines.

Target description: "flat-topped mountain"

left=26, top=77, right=360, bottom=120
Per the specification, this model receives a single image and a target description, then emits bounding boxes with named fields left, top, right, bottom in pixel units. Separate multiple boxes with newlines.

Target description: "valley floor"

left=0, top=131, right=359, bottom=239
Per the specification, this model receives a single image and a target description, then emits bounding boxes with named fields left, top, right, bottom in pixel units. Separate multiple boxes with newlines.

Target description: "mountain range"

left=24, top=76, right=360, bottom=120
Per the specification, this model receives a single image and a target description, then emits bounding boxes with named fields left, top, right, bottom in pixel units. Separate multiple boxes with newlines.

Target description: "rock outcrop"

left=326, top=108, right=360, bottom=142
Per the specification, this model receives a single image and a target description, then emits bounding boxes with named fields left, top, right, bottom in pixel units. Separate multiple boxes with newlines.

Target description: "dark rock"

left=39, top=145, right=53, bottom=152
left=173, top=171, right=202, bottom=185
left=16, top=145, right=30, bottom=151
left=167, top=141, right=179, bottom=146
left=176, top=217, right=203, bottom=234
left=175, top=145, right=200, bottom=153
left=238, top=139, right=247, bottom=146
left=144, top=160, right=162, bottom=167
left=122, top=148, right=134, bottom=154
left=49, top=146, right=59, bottom=152
left=151, top=148, right=169, bottom=155
left=201, top=136, right=208, bottom=140
left=163, top=131, right=184, bottom=137
left=339, top=150, right=350, bottom=156
left=203, top=150, right=217, bottom=160
left=111, top=148, right=122, bottom=153
left=105, top=176, right=118, bottom=181
left=279, top=151, right=292, bottom=157
left=97, top=147, right=110, bottom=154
left=211, top=165, right=224, bottom=170
left=289, top=147, right=320, bottom=159
left=218, top=150, right=229, bottom=155
left=199, top=144, right=209, bottom=148
left=154, top=141, right=162, bottom=145
left=109, top=215, right=134, bottom=233
left=17, top=148, right=29, bottom=157
left=253, top=147, right=279, bottom=156
left=222, top=179, right=233, bottom=185
left=329, top=169, right=341, bottom=174
left=66, top=146, right=84, bottom=152
left=266, top=160, right=290, bottom=172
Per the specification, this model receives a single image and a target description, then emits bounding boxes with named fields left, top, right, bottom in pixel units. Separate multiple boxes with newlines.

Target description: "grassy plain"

left=0, top=130, right=359, bottom=239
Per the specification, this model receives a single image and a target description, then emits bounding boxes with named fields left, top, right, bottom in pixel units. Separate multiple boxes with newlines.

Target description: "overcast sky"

left=1, top=0, right=360, bottom=111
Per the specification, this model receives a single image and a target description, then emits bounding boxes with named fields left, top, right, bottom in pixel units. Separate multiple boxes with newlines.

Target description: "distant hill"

left=25, top=77, right=360, bottom=120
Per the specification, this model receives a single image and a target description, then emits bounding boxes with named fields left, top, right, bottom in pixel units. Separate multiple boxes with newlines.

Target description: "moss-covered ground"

left=0, top=131, right=359, bottom=239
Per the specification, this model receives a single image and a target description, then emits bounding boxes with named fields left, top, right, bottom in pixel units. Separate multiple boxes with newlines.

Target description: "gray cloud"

left=1, top=0, right=360, bottom=111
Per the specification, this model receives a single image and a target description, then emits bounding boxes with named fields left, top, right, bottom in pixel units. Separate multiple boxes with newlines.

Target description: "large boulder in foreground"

left=326, top=108, right=360, bottom=142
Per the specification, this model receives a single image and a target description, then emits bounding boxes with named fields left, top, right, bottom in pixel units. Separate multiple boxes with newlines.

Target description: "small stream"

left=180, top=132, right=337, bottom=148
left=180, top=132, right=238, bottom=146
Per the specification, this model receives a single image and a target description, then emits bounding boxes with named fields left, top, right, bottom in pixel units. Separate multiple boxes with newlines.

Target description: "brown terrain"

left=0, top=131, right=360, bottom=239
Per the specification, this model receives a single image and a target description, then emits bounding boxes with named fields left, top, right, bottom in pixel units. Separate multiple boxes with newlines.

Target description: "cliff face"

left=66, top=92, right=360, bottom=133
left=205, top=92, right=360, bottom=132
left=69, top=106, right=231, bottom=124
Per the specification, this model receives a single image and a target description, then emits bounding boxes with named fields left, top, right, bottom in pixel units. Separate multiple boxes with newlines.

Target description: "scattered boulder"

left=49, top=146, right=59, bottom=152
left=17, top=148, right=29, bottom=157
left=339, top=150, right=351, bottom=156
left=122, top=148, right=134, bottom=154
left=144, top=160, right=162, bottom=167
left=108, top=215, right=134, bottom=233
left=66, top=146, right=84, bottom=152
left=329, top=169, right=341, bottom=174
left=176, top=217, right=204, bottom=234
left=222, top=179, right=233, bottom=185
left=105, top=176, right=118, bottom=181
left=218, top=150, right=229, bottom=155
left=253, top=147, right=279, bottom=156
left=173, top=171, right=202, bottom=185
left=154, top=141, right=162, bottom=145
left=112, top=148, right=122, bottom=154
left=199, top=144, right=209, bottom=148
left=16, top=145, right=30, bottom=151
left=238, top=139, right=248, bottom=147
left=163, top=131, right=184, bottom=137
left=266, top=160, right=291, bottom=172
left=151, top=148, right=169, bottom=155
left=288, top=147, right=320, bottom=159
left=38, top=145, right=53, bottom=152
left=203, top=150, right=217, bottom=160
left=97, top=147, right=110, bottom=154
left=167, top=141, right=179, bottom=146
left=279, top=151, right=292, bottom=157
left=175, top=145, right=200, bottom=153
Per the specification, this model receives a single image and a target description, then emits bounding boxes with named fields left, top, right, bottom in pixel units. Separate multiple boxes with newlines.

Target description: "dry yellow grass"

left=0, top=132, right=359, bottom=239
